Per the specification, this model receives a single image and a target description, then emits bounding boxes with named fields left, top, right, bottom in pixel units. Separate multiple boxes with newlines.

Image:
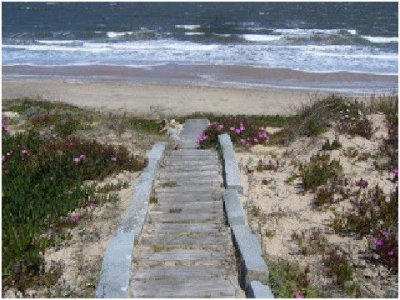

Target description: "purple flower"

left=235, top=128, right=241, bottom=134
left=73, top=157, right=80, bottom=164
left=230, top=127, right=235, bottom=131
left=356, top=178, right=368, bottom=189
left=2, top=119, right=10, bottom=134
left=217, top=124, right=224, bottom=131
left=197, top=132, right=208, bottom=142
left=79, top=154, right=86, bottom=161
left=70, top=211, right=80, bottom=222
left=376, top=239, right=384, bottom=247
left=21, top=149, right=28, bottom=155
left=6, top=151, right=12, bottom=157
left=111, top=156, right=117, bottom=162
left=380, top=230, right=390, bottom=238
left=393, top=167, right=398, bottom=177
left=89, top=203, right=96, bottom=210
left=253, top=138, right=259, bottom=143
left=388, top=250, right=395, bottom=256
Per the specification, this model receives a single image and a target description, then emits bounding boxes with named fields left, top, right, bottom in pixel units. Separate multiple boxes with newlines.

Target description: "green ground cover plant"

left=2, top=127, right=144, bottom=291
left=265, top=257, right=322, bottom=298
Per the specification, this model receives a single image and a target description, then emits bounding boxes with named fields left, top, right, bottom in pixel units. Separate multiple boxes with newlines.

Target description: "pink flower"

left=70, top=211, right=80, bottom=222
left=388, top=250, right=395, bottom=256
left=21, top=149, right=28, bottom=155
left=79, top=154, right=86, bottom=161
left=293, top=291, right=302, bottom=298
left=89, top=203, right=96, bottom=210
left=392, top=167, right=398, bottom=177
left=73, top=157, right=80, bottom=164
left=240, top=139, right=246, bottom=145
left=111, top=156, right=117, bottom=162
left=217, top=124, right=224, bottom=130
left=2, top=119, right=10, bottom=134
left=376, top=239, right=384, bottom=247
left=230, top=127, right=235, bottom=131
left=253, top=138, right=259, bottom=143
left=197, top=132, right=208, bottom=142
left=235, top=128, right=241, bottom=134
left=6, top=151, right=12, bottom=156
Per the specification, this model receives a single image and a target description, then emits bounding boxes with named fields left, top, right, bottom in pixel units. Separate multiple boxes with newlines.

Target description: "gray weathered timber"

left=141, top=233, right=231, bottom=246
left=134, top=265, right=221, bottom=280
left=96, top=142, right=166, bottom=298
left=143, top=223, right=224, bottom=234
left=231, top=225, right=269, bottom=288
left=128, top=119, right=242, bottom=298
left=132, top=278, right=235, bottom=298
left=223, top=189, right=246, bottom=225
left=218, top=134, right=243, bottom=193
left=148, top=211, right=223, bottom=223
left=136, top=249, right=226, bottom=261
left=178, top=118, right=209, bottom=149
left=247, top=281, right=275, bottom=298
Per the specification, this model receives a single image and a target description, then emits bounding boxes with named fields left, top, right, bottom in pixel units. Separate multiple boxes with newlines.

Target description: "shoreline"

left=3, top=64, right=398, bottom=95
left=3, top=77, right=396, bottom=118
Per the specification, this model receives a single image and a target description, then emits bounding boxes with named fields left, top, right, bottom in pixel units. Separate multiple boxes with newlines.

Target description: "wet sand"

left=2, top=64, right=397, bottom=117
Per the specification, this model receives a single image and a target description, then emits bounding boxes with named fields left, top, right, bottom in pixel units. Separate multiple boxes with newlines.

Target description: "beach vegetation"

left=265, top=256, right=322, bottom=298
left=198, top=116, right=270, bottom=148
left=2, top=125, right=144, bottom=293
left=298, top=154, right=343, bottom=191
left=291, top=228, right=327, bottom=255
left=322, top=249, right=354, bottom=287
left=321, top=138, right=342, bottom=150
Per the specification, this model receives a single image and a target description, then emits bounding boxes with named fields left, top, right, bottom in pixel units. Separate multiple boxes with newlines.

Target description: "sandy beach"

left=2, top=79, right=327, bottom=117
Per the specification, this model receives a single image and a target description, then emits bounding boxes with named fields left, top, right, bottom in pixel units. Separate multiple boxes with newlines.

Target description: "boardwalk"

left=129, top=119, right=242, bottom=297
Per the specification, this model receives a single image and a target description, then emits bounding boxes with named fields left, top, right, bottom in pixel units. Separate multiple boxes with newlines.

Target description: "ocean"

left=2, top=2, right=398, bottom=92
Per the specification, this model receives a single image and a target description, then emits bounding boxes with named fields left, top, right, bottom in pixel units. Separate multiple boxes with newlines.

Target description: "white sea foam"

left=362, top=36, right=398, bottom=43
left=106, top=31, right=133, bottom=38
left=175, top=25, right=201, bottom=30
left=273, top=28, right=357, bottom=35
left=184, top=32, right=205, bottom=36
left=241, top=34, right=282, bottom=42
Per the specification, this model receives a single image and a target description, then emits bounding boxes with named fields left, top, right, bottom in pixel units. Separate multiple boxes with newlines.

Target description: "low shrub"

left=331, top=185, right=397, bottom=238
left=291, top=228, right=327, bottom=255
left=299, top=154, right=343, bottom=191
left=374, top=230, right=398, bottom=272
left=322, top=249, right=353, bottom=287
left=337, top=116, right=374, bottom=139
left=322, top=139, right=342, bottom=151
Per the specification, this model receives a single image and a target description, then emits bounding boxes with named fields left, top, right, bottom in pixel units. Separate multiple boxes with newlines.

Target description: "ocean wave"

left=273, top=28, right=357, bottom=35
left=241, top=34, right=282, bottom=42
left=361, top=36, right=398, bottom=43
left=106, top=31, right=134, bottom=38
left=175, top=25, right=201, bottom=30
left=184, top=32, right=205, bottom=36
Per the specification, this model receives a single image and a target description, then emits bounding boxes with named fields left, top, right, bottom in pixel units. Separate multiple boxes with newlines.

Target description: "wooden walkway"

left=129, top=119, right=242, bottom=297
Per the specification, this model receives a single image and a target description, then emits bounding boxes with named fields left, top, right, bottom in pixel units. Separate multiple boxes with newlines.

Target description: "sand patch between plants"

left=235, top=113, right=397, bottom=297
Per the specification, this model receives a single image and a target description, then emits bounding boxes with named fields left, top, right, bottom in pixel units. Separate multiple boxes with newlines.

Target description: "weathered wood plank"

left=141, top=233, right=231, bottom=246
left=143, top=223, right=224, bottom=234
left=136, top=249, right=225, bottom=261
left=148, top=212, right=223, bottom=223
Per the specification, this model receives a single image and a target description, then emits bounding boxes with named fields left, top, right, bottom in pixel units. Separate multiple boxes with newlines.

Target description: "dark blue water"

left=2, top=2, right=398, bottom=74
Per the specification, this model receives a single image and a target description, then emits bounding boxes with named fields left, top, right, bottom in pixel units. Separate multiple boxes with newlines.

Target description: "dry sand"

left=235, top=113, right=397, bottom=297
left=3, top=79, right=327, bottom=117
